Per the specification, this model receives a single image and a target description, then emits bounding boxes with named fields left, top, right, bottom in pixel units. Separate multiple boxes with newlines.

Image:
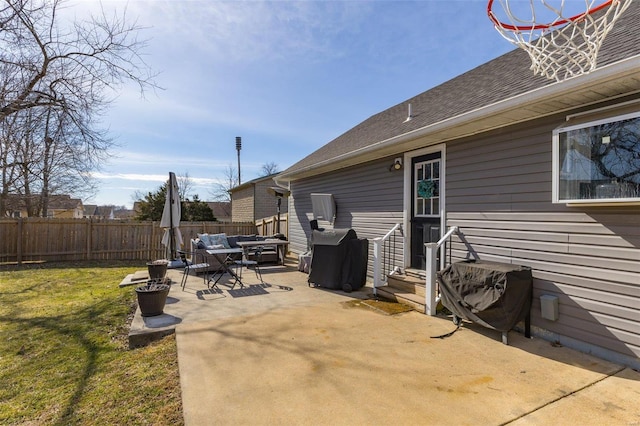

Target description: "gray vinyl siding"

left=445, top=115, right=640, bottom=362
left=288, top=156, right=405, bottom=275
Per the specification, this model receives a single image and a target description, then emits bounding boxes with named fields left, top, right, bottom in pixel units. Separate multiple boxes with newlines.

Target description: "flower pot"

left=135, top=280, right=170, bottom=317
left=147, top=261, right=168, bottom=280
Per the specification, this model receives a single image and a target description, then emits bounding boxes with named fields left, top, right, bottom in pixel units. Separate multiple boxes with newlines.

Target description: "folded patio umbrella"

left=160, top=172, right=183, bottom=262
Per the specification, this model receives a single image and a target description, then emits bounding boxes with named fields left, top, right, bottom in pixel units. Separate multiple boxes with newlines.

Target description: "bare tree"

left=0, top=0, right=155, bottom=120
left=0, top=112, right=24, bottom=214
left=176, top=171, right=194, bottom=201
left=260, top=161, right=280, bottom=176
left=1, top=96, right=106, bottom=215
left=0, top=0, right=157, bottom=215
left=210, top=163, right=238, bottom=202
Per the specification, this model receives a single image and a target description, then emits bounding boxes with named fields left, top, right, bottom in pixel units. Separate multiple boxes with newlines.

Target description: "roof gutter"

left=275, top=54, right=640, bottom=185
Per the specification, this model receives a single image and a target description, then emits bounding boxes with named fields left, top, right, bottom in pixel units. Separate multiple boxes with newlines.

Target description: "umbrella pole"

left=169, top=172, right=175, bottom=260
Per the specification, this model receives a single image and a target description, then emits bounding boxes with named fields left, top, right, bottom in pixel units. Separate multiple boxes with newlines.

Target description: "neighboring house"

left=113, top=208, right=136, bottom=220
left=83, top=204, right=98, bottom=218
left=46, top=195, right=84, bottom=218
left=83, top=205, right=115, bottom=220
left=206, top=201, right=231, bottom=222
left=230, top=174, right=289, bottom=223
left=2, top=194, right=29, bottom=217
left=276, top=4, right=640, bottom=368
left=2, top=194, right=83, bottom=218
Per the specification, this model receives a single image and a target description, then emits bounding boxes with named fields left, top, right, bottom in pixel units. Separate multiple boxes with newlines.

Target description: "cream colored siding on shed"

left=445, top=115, right=640, bottom=361
left=289, top=156, right=405, bottom=272
left=232, top=186, right=255, bottom=222
left=230, top=176, right=289, bottom=224
left=254, top=178, right=288, bottom=221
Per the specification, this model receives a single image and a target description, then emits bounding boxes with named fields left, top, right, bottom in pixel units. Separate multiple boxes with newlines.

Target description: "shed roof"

left=230, top=173, right=279, bottom=193
left=206, top=201, right=231, bottom=219
left=278, top=2, right=640, bottom=182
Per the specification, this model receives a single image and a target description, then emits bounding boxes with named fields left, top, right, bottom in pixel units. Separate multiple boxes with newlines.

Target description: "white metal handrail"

left=372, top=223, right=403, bottom=294
left=424, top=226, right=459, bottom=316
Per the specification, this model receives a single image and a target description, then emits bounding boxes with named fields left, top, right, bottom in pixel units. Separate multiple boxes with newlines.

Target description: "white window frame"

left=552, top=109, right=640, bottom=205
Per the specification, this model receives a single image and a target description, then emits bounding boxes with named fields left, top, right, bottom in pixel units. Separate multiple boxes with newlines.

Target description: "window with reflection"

left=554, top=111, right=640, bottom=203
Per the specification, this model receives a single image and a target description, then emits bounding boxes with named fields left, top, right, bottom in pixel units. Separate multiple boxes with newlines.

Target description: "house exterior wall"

left=254, top=178, right=289, bottom=221
left=232, top=186, right=255, bottom=222
left=445, top=112, right=640, bottom=364
left=48, top=207, right=83, bottom=218
left=288, top=108, right=639, bottom=366
left=231, top=176, right=290, bottom=224
left=288, top=156, right=405, bottom=267
left=287, top=100, right=639, bottom=367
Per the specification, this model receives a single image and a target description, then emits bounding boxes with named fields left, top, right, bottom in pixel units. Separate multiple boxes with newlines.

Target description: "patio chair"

left=178, top=250, right=210, bottom=290
left=234, top=246, right=264, bottom=284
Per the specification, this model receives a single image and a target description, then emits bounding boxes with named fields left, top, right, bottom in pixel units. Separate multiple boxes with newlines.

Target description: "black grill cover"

left=437, top=260, right=532, bottom=332
left=308, top=229, right=368, bottom=292
left=311, top=228, right=356, bottom=246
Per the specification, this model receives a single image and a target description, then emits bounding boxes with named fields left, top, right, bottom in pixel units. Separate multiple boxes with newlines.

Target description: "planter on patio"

left=147, top=260, right=168, bottom=280
left=135, top=279, right=170, bottom=317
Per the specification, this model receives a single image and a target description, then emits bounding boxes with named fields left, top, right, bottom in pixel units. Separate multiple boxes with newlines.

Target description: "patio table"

left=206, top=248, right=244, bottom=288
left=236, top=239, right=290, bottom=265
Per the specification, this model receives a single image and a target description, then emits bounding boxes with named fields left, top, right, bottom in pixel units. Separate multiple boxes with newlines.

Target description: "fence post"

left=86, top=218, right=92, bottom=261
left=424, top=242, right=438, bottom=316
left=17, top=218, right=23, bottom=265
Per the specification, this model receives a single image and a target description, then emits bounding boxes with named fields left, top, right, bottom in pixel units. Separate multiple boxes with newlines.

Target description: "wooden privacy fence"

left=0, top=218, right=256, bottom=264
left=255, top=213, right=288, bottom=240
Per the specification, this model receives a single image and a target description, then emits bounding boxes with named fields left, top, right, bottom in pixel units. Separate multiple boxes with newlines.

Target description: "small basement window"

left=553, top=109, right=640, bottom=204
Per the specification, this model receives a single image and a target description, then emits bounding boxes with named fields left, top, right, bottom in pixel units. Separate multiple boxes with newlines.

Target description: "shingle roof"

left=230, top=173, right=279, bottom=193
left=47, top=195, right=82, bottom=210
left=84, top=205, right=98, bottom=216
left=280, top=2, right=640, bottom=180
left=206, top=201, right=231, bottom=219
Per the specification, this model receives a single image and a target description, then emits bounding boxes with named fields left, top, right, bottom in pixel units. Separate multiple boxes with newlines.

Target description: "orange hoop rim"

left=487, top=0, right=616, bottom=31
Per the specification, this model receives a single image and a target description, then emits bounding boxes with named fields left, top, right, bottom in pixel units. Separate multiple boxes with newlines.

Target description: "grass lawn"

left=0, top=261, right=183, bottom=425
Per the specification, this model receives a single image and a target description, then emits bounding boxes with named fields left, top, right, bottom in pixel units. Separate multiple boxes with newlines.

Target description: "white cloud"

left=138, top=1, right=369, bottom=64
left=92, top=172, right=169, bottom=182
left=91, top=170, right=222, bottom=186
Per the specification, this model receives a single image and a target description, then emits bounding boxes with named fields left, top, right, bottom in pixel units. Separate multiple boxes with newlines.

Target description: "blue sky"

left=78, top=0, right=516, bottom=208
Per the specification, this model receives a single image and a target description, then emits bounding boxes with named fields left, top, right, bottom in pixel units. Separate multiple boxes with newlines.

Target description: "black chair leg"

left=181, top=265, right=189, bottom=290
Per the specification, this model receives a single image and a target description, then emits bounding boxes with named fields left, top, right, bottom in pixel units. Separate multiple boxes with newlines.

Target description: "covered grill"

left=308, top=228, right=368, bottom=292
left=437, top=260, right=532, bottom=339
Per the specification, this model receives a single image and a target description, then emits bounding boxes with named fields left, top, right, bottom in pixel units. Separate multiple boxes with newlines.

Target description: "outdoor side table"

left=206, top=248, right=244, bottom=289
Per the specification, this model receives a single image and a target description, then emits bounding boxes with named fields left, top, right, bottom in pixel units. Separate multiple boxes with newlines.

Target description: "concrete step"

left=376, top=285, right=425, bottom=313
left=386, top=274, right=425, bottom=297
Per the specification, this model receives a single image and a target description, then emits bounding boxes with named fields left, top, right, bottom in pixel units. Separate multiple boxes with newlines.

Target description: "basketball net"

left=487, top=0, right=633, bottom=82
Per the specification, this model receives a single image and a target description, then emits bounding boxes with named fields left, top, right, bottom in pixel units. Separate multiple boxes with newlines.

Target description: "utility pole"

left=235, top=136, right=242, bottom=185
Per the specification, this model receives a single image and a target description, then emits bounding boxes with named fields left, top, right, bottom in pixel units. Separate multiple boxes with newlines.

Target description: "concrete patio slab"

left=127, top=262, right=371, bottom=347
left=125, top=260, right=640, bottom=425
left=175, top=300, right=639, bottom=425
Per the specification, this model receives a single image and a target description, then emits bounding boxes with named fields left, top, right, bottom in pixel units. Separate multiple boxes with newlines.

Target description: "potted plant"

left=146, top=259, right=168, bottom=280
left=135, top=278, right=170, bottom=317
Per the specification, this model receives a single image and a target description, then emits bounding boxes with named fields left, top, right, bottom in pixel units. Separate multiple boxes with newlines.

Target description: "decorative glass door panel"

left=411, top=152, right=441, bottom=269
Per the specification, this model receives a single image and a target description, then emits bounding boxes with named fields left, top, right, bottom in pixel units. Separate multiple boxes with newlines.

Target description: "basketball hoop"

left=487, top=0, right=633, bottom=81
